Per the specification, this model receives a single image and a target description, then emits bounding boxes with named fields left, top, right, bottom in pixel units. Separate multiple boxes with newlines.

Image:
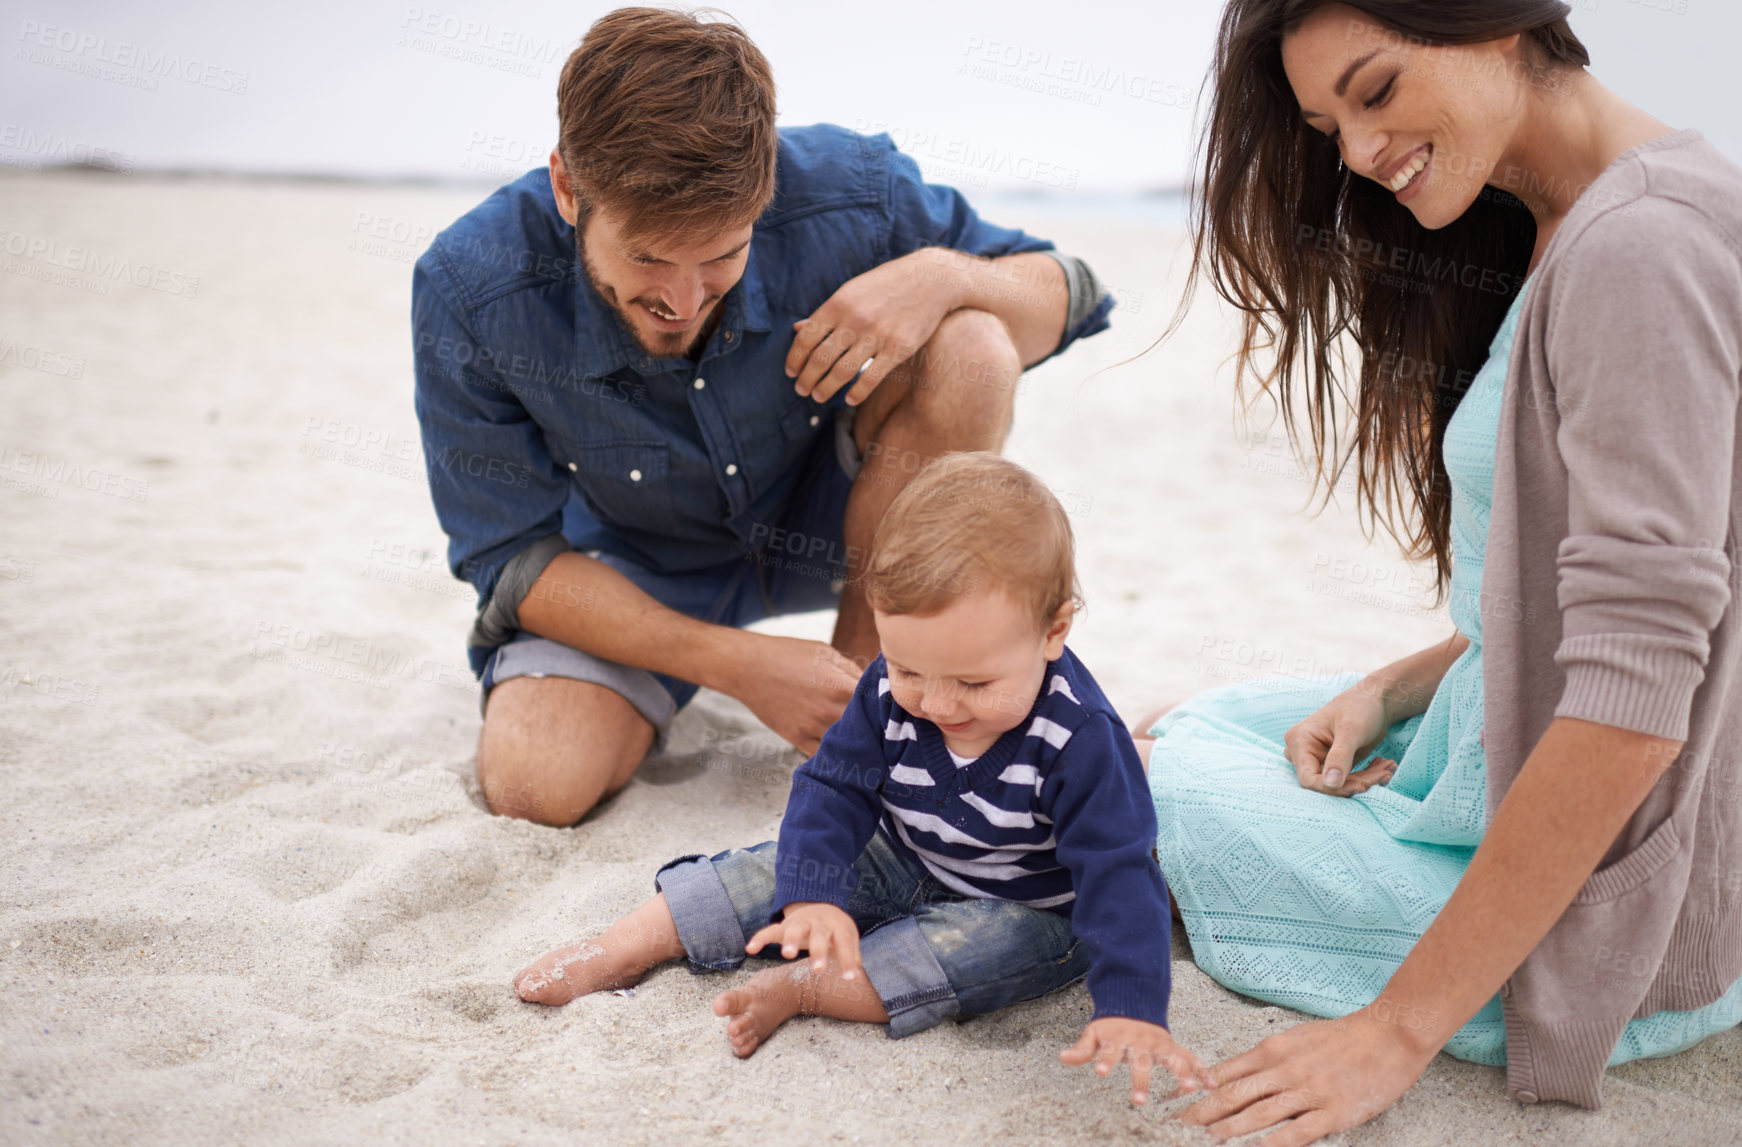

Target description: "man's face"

left=576, top=204, right=753, bottom=359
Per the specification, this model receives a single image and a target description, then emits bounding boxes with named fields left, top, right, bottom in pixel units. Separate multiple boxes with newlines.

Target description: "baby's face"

left=875, top=589, right=1070, bottom=759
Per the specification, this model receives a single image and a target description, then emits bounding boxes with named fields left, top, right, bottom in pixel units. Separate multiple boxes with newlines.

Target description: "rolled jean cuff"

left=861, top=915, right=959, bottom=1039
left=653, top=854, right=750, bottom=972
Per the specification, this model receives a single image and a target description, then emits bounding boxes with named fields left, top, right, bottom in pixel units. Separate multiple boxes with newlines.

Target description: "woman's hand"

left=1280, top=631, right=1467, bottom=794
left=1176, top=1002, right=1441, bottom=1145
left=1283, top=685, right=1397, bottom=795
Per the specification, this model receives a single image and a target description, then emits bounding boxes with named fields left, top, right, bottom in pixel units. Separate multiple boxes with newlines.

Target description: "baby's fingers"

left=806, top=925, right=833, bottom=972
left=1128, top=1050, right=1154, bottom=1105
left=745, top=923, right=782, bottom=953
left=1058, top=1026, right=1100, bottom=1066
left=746, top=921, right=805, bottom=957
left=832, top=928, right=864, bottom=981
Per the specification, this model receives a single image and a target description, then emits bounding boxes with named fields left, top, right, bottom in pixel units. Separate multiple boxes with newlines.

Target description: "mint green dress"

left=1148, top=278, right=1742, bottom=1064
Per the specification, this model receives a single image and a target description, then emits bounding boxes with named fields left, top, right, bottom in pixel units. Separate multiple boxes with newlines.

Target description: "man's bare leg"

left=477, top=676, right=655, bottom=826
left=516, top=891, right=688, bottom=1005
left=713, top=960, right=891, bottom=1058
left=829, top=307, right=1023, bottom=662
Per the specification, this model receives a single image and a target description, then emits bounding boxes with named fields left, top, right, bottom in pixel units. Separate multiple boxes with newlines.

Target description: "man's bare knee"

left=477, top=676, right=656, bottom=827
left=910, top=307, right=1022, bottom=424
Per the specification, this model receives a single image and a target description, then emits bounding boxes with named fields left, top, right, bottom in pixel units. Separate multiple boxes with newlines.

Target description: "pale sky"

left=1, top=1, right=1736, bottom=194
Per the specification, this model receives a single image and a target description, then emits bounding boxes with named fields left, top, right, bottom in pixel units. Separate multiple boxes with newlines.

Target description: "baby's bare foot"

left=516, top=893, right=686, bottom=1006
left=712, top=966, right=806, bottom=1058
left=515, top=940, right=624, bottom=1005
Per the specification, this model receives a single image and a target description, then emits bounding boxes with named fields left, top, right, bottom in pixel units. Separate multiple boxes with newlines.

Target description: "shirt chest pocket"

left=779, top=396, right=828, bottom=443
left=555, top=438, right=676, bottom=526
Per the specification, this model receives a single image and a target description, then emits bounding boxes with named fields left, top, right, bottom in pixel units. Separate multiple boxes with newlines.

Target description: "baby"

left=516, top=452, right=1205, bottom=1104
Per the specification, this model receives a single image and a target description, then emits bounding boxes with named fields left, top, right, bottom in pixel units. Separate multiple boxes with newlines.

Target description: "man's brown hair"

left=865, top=453, right=1083, bottom=632
left=555, top=7, right=778, bottom=243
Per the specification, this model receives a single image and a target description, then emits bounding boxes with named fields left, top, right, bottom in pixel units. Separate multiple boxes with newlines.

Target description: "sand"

left=0, top=169, right=1737, bottom=1146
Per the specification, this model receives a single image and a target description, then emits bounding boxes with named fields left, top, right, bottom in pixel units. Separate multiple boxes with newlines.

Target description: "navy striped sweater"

left=773, top=647, right=1174, bottom=1028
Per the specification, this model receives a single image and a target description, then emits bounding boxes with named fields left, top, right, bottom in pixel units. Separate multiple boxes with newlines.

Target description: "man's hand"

left=785, top=250, right=959, bottom=406
left=1060, top=1017, right=1211, bottom=1106
left=745, top=901, right=864, bottom=980
left=730, top=635, right=860, bottom=755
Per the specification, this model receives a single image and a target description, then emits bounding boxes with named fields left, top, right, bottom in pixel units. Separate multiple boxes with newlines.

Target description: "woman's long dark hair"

left=1185, top=0, right=1588, bottom=591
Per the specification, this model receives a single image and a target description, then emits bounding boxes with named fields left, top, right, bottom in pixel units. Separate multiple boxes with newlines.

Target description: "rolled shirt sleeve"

left=411, top=253, right=574, bottom=642
left=1546, top=200, right=1742, bottom=739
left=879, top=139, right=1114, bottom=360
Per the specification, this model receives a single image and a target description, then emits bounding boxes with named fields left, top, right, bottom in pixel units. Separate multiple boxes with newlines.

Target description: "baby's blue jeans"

left=654, top=827, right=1090, bottom=1037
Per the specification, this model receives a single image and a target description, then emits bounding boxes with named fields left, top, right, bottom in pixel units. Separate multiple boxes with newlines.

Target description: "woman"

left=1138, top=2, right=1742, bottom=1141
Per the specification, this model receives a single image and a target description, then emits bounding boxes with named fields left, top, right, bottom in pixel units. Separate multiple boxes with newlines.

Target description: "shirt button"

left=725, top=463, right=738, bottom=477
left=809, top=415, right=820, bottom=427
left=724, top=331, right=735, bottom=342
left=693, top=377, right=706, bottom=390
left=629, top=469, right=642, bottom=482
left=1516, top=1090, right=1539, bottom=1105
left=567, top=462, right=577, bottom=472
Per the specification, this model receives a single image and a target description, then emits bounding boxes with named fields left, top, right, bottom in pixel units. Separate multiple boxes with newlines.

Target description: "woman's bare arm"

left=1282, top=631, right=1470, bottom=794
left=1181, top=716, right=1679, bottom=1145
left=1357, top=631, right=1470, bottom=725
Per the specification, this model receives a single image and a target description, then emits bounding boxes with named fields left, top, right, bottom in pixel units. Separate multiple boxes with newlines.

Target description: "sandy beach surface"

left=1, top=169, right=1737, bottom=1146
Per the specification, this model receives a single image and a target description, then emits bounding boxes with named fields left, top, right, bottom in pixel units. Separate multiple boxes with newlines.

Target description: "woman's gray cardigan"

left=1484, top=129, right=1742, bottom=1108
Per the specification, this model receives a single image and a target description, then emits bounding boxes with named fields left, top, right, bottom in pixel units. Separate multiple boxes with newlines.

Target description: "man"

left=412, top=7, right=1113, bottom=827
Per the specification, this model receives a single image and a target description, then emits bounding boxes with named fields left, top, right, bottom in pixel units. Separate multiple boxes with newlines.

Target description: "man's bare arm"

left=515, top=552, right=859, bottom=753
left=785, top=247, right=1073, bottom=405
left=912, top=248, right=1069, bottom=367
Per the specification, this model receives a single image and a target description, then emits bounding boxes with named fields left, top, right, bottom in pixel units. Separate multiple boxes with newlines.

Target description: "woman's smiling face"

left=1282, top=3, right=1533, bottom=229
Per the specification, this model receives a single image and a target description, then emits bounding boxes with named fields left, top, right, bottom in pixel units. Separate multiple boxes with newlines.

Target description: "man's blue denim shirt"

left=412, top=123, right=1114, bottom=675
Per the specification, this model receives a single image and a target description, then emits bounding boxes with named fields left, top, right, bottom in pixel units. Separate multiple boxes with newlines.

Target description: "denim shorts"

left=480, top=410, right=861, bottom=737
left=652, top=826, right=1091, bottom=1038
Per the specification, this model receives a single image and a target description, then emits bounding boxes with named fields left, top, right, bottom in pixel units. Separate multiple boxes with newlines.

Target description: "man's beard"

left=576, top=235, right=718, bottom=360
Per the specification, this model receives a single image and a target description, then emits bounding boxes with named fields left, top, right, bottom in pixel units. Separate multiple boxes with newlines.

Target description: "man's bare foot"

left=713, top=965, right=807, bottom=1057
left=515, top=892, right=686, bottom=1006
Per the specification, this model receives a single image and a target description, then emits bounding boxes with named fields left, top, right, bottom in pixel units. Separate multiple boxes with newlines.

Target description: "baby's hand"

left=1060, top=1017, right=1212, bottom=1105
left=745, top=901, right=864, bottom=981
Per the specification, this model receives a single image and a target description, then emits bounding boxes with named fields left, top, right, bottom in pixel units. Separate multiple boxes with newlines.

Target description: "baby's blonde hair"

left=863, top=452, right=1082, bottom=632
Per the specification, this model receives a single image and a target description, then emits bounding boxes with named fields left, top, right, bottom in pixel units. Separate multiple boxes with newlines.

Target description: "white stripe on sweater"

left=882, top=802, right=1056, bottom=853
left=885, top=718, right=917, bottom=741
left=961, top=790, right=1034, bottom=828
left=998, top=764, right=1042, bottom=794
left=891, top=817, right=1064, bottom=878
left=1047, top=675, right=1080, bottom=705
left=1027, top=716, right=1072, bottom=749
left=902, top=841, right=1076, bottom=907
left=888, top=764, right=933, bottom=786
